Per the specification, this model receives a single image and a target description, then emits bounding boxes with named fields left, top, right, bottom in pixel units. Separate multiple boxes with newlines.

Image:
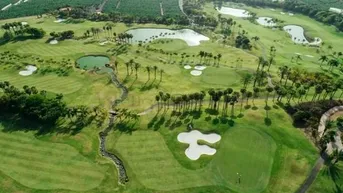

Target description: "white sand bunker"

left=21, top=21, right=28, bottom=25
left=177, top=130, right=221, bottom=160
left=190, top=70, right=202, bottom=76
left=217, top=7, right=250, bottom=18
left=19, top=65, right=37, bottom=76
left=306, top=55, right=314, bottom=58
left=49, top=40, right=58, bottom=44
left=194, top=65, right=207, bottom=70
left=99, top=41, right=109, bottom=45
left=184, top=65, right=192, bottom=69
left=54, top=19, right=65, bottom=23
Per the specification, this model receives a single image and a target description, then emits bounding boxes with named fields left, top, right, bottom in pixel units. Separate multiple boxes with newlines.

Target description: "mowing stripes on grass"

left=16, top=42, right=105, bottom=56
left=0, top=127, right=105, bottom=191
left=0, top=73, right=83, bottom=94
left=115, top=131, right=213, bottom=191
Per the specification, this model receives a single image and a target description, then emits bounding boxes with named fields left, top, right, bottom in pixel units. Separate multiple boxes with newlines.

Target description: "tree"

left=265, top=86, right=274, bottom=106
left=239, top=88, right=246, bottom=113
left=153, top=66, right=158, bottom=79
left=159, top=69, right=164, bottom=82
left=145, top=66, right=151, bottom=80
left=318, top=55, right=328, bottom=67
left=246, top=91, right=253, bottom=106
left=155, top=95, right=161, bottom=110
left=134, top=62, right=140, bottom=78
left=241, top=74, right=253, bottom=89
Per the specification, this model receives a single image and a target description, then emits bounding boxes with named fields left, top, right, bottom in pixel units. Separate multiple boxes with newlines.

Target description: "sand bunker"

left=54, top=19, right=65, bottom=23
left=21, top=21, right=28, bottom=25
left=217, top=7, right=250, bottom=17
left=306, top=55, right=314, bottom=58
left=194, top=65, right=207, bottom=70
left=99, top=41, right=109, bottom=46
left=49, top=40, right=58, bottom=45
left=190, top=70, right=202, bottom=76
left=178, top=130, right=221, bottom=160
left=19, top=65, right=37, bottom=76
left=184, top=65, right=192, bottom=69
left=280, top=12, right=285, bottom=15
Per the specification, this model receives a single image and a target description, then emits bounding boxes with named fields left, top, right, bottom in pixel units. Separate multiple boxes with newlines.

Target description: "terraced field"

left=0, top=124, right=106, bottom=191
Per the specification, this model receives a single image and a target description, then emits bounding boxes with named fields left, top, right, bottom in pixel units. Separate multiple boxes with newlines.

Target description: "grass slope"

left=0, top=123, right=106, bottom=191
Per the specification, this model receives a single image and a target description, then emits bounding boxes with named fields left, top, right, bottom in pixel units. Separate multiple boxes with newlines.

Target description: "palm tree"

left=252, top=87, right=260, bottom=106
left=145, top=66, right=151, bottom=80
left=318, top=55, right=328, bottom=67
left=265, top=86, right=274, bottom=106
left=153, top=66, right=158, bottom=79
left=295, top=55, right=302, bottom=63
left=156, top=95, right=161, bottom=110
left=328, top=58, right=339, bottom=72
left=240, top=88, right=246, bottom=113
left=125, top=62, right=130, bottom=76
left=134, top=63, right=140, bottom=77
left=230, top=92, right=239, bottom=117
left=159, top=69, right=164, bottom=82
left=246, top=91, right=253, bottom=106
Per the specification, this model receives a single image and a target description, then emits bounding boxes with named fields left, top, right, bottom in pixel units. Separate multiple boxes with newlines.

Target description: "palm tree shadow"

left=323, top=163, right=342, bottom=183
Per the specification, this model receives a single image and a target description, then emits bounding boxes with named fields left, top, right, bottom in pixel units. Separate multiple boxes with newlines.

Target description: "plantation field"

left=0, top=0, right=102, bottom=19
left=104, top=0, right=181, bottom=16
left=300, top=0, right=343, bottom=10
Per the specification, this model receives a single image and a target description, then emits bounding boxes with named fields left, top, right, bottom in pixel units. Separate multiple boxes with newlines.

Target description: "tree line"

left=0, top=81, right=107, bottom=128
left=1, top=22, right=45, bottom=42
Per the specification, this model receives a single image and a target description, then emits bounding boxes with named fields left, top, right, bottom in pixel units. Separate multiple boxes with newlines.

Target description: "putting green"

left=0, top=125, right=106, bottom=191
left=210, top=128, right=276, bottom=193
left=114, top=128, right=275, bottom=192
left=76, top=55, right=112, bottom=73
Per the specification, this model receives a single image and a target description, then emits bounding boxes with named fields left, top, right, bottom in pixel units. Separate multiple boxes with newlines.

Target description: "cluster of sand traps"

left=177, top=130, right=221, bottom=160
left=190, top=65, right=207, bottom=76
left=19, top=65, right=37, bottom=76
left=49, top=40, right=58, bottom=45
left=54, top=19, right=66, bottom=23
left=256, top=17, right=276, bottom=27
left=216, top=7, right=250, bottom=17
left=184, top=65, right=192, bottom=69
left=284, top=25, right=322, bottom=45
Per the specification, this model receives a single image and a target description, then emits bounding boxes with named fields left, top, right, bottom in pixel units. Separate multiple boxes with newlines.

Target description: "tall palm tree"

left=246, top=91, right=253, bottom=106
left=153, top=66, right=158, bottom=79
left=145, top=66, right=151, bottom=80
left=252, top=87, right=260, bottom=106
left=159, top=69, right=164, bottom=82
left=134, top=62, right=141, bottom=77
left=240, top=88, right=246, bottom=113
left=265, top=86, right=274, bottom=106
left=318, top=55, right=328, bottom=67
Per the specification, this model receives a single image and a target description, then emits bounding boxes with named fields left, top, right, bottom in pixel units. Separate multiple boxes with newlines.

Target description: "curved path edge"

left=98, top=72, right=129, bottom=184
left=296, top=105, right=343, bottom=193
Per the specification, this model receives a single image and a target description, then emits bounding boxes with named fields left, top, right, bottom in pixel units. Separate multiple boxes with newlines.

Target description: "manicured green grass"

left=106, top=100, right=317, bottom=193
left=0, top=123, right=106, bottom=191
left=0, top=71, right=83, bottom=94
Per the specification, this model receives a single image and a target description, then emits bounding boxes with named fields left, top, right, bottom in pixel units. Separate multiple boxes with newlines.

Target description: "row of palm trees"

left=114, top=59, right=164, bottom=82
left=198, top=51, right=222, bottom=66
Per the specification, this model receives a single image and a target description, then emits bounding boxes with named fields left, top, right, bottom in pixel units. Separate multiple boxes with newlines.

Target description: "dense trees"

left=1, top=22, right=45, bottom=42
left=0, top=82, right=106, bottom=128
left=50, top=30, right=75, bottom=40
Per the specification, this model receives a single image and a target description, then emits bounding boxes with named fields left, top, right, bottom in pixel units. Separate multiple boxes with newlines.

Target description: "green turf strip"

left=0, top=126, right=105, bottom=191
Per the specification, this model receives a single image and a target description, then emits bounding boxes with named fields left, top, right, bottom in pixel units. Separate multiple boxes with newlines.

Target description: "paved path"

left=296, top=106, right=343, bottom=193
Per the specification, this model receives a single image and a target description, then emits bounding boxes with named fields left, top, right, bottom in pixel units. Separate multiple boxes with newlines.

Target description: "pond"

left=126, top=28, right=209, bottom=46
left=256, top=17, right=276, bottom=27
left=76, top=55, right=112, bottom=73
left=283, top=25, right=322, bottom=45
left=216, top=6, right=250, bottom=17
